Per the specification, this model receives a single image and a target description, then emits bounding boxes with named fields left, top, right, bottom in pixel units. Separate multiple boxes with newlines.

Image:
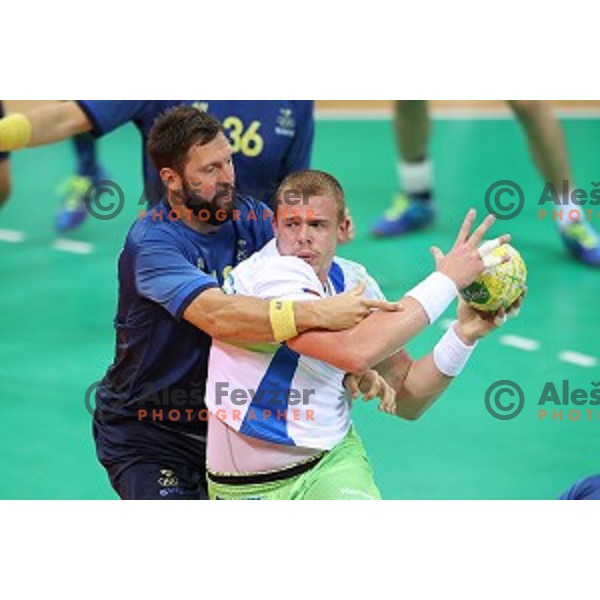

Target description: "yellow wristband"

left=0, top=113, right=32, bottom=151
left=269, top=299, right=298, bottom=342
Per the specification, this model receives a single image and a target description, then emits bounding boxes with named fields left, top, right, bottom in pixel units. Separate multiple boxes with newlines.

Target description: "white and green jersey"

left=205, top=239, right=385, bottom=451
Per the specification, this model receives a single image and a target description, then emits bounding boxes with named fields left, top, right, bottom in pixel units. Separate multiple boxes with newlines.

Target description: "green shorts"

left=207, top=427, right=381, bottom=500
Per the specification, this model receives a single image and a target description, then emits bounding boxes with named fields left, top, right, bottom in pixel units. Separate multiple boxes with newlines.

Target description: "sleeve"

left=364, top=273, right=387, bottom=301
left=76, top=100, right=158, bottom=137
left=337, top=258, right=387, bottom=301
left=134, top=238, right=219, bottom=319
left=234, top=256, right=323, bottom=302
left=279, top=101, right=314, bottom=179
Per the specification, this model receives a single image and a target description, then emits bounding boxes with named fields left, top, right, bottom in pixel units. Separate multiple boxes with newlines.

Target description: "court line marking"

left=52, top=238, right=95, bottom=255
left=0, top=228, right=26, bottom=243
left=499, top=335, right=540, bottom=352
left=558, top=351, right=598, bottom=368
left=438, top=322, right=597, bottom=366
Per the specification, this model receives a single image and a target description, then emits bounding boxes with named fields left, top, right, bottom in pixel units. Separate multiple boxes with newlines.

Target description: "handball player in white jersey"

left=205, top=169, right=521, bottom=499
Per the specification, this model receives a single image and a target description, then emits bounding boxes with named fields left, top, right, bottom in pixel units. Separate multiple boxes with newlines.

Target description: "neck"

left=317, top=269, right=329, bottom=286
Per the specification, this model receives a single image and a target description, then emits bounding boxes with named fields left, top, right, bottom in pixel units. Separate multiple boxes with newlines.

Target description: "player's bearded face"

left=178, top=178, right=236, bottom=225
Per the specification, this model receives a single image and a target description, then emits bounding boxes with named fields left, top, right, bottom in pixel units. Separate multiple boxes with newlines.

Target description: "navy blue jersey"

left=0, top=101, right=8, bottom=161
left=95, top=196, right=274, bottom=435
left=76, top=100, right=314, bottom=205
left=559, top=474, right=600, bottom=499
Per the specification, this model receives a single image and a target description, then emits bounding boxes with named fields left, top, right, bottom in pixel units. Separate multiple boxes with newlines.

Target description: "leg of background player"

left=508, top=100, right=600, bottom=267
left=55, top=134, right=107, bottom=232
left=0, top=156, right=10, bottom=207
left=371, top=100, right=435, bottom=237
left=0, top=99, right=10, bottom=208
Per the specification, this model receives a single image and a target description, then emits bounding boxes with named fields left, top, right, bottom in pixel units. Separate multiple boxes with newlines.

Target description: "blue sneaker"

left=559, top=221, right=600, bottom=267
left=54, top=170, right=106, bottom=232
left=371, top=192, right=435, bottom=237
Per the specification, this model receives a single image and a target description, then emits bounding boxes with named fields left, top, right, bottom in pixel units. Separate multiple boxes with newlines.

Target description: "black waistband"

left=207, top=453, right=325, bottom=486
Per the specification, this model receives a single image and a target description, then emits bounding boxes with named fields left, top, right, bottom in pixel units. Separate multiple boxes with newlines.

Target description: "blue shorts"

left=93, top=418, right=208, bottom=500
left=107, top=461, right=208, bottom=500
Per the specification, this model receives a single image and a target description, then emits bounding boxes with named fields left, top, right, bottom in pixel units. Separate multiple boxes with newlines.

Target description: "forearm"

left=391, top=354, right=452, bottom=420
left=379, top=321, right=479, bottom=420
left=289, top=297, right=428, bottom=372
left=29, top=102, right=92, bottom=145
left=183, top=290, right=330, bottom=343
left=0, top=101, right=91, bottom=151
left=182, top=277, right=400, bottom=344
left=184, top=292, right=274, bottom=342
left=371, top=351, right=447, bottom=420
left=288, top=271, right=457, bottom=372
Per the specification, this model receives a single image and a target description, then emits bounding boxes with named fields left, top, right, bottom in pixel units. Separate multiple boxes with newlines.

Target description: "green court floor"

left=0, top=116, right=598, bottom=499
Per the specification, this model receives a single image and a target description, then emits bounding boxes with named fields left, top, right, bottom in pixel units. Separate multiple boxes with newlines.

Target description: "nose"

left=297, top=222, right=312, bottom=244
left=218, top=162, right=235, bottom=186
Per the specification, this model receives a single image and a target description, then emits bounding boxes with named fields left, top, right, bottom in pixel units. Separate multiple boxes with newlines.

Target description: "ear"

left=160, top=167, right=182, bottom=193
left=337, top=207, right=355, bottom=244
left=337, top=216, right=349, bottom=243
left=271, top=207, right=280, bottom=234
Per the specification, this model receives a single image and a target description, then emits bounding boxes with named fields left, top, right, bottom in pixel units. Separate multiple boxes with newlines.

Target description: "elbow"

left=341, top=351, right=372, bottom=374
left=400, top=407, right=426, bottom=421
left=395, top=391, right=432, bottom=421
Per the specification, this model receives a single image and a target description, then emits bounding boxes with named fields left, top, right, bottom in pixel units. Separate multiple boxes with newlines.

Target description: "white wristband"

left=404, top=272, right=458, bottom=324
left=433, top=321, right=477, bottom=377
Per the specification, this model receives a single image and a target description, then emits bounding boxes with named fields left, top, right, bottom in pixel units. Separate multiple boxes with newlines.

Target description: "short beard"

left=171, top=179, right=236, bottom=226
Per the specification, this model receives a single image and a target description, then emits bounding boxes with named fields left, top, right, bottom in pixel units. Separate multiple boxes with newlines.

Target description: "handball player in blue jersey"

left=88, top=105, right=393, bottom=499
left=0, top=100, right=314, bottom=230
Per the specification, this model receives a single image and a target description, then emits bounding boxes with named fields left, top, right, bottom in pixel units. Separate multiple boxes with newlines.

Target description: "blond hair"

left=275, top=169, right=345, bottom=223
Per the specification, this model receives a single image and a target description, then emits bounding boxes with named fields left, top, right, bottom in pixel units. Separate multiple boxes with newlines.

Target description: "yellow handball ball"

left=461, top=244, right=527, bottom=312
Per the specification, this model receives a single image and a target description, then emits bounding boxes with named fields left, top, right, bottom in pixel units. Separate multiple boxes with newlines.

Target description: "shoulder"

left=125, top=208, right=189, bottom=255
left=331, top=256, right=385, bottom=300
left=226, top=240, right=320, bottom=296
left=330, top=256, right=368, bottom=289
